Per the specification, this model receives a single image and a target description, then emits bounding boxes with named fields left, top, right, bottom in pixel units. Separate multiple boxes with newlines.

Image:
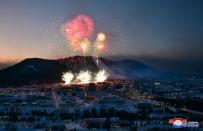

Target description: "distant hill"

left=0, top=56, right=181, bottom=86
left=99, top=58, right=180, bottom=79
left=0, top=56, right=98, bottom=86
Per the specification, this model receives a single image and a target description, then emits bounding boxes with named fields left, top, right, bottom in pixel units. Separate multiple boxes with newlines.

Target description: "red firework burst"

left=63, top=15, right=94, bottom=41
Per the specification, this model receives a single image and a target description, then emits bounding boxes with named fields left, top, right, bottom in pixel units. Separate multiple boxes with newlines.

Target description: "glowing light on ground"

left=61, top=69, right=109, bottom=85
left=62, top=72, right=74, bottom=84
left=76, top=71, right=92, bottom=84
left=95, top=69, right=109, bottom=82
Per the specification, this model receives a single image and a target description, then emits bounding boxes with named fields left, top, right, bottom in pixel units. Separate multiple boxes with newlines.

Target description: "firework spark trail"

left=62, top=72, right=74, bottom=84
left=76, top=70, right=92, bottom=84
left=95, top=69, right=109, bottom=82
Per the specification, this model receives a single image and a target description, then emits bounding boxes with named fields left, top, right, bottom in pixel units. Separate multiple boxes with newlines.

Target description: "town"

left=0, top=78, right=202, bottom=130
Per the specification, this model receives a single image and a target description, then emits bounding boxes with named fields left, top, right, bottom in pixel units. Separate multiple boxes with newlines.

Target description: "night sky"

left=0, top=0, right=203, bottom=75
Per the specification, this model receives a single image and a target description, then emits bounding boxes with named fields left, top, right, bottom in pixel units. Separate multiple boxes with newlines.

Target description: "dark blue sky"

left=0, top=0, right=203, bottom=74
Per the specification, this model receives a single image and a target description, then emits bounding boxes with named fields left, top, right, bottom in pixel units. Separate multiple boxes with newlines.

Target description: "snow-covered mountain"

left=0, top=56, right=180, bottom=86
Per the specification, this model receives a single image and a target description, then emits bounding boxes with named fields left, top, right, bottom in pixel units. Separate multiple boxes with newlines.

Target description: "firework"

left=61, top=69, right=109, bottom=85
left=97, top=32, right=106, bottom=41
left=76, top=70, right=92, bottom=84
left=63, top=15, right=94, bottom=53
left=95, top=69, right=109, bottom=82
left=61, top=15, right=110, bottom=84
left=94, top=32, right=107, bottom=52
left=80, top=38, right=91, bottom=54
left=62, top=72, right=74, bottom=84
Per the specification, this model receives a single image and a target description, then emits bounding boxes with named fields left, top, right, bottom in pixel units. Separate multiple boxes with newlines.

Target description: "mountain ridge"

left=0, top=56, right=182, bottom=86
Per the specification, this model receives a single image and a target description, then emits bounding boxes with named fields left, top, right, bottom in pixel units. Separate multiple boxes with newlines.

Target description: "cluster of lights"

left=62, top=69, right=109, bottom=85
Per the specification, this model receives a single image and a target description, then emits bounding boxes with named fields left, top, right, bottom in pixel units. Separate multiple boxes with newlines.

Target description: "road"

left=52, top=91, right=61, bottom=109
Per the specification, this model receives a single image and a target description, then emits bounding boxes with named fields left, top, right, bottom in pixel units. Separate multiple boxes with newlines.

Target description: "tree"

left=104, top=117, right=111, bottom=130
left=5, top=123, right=17, bottom=131
left=91, top=108, right=97, bottom=118
left=88, top=83, right=96, bottom=92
